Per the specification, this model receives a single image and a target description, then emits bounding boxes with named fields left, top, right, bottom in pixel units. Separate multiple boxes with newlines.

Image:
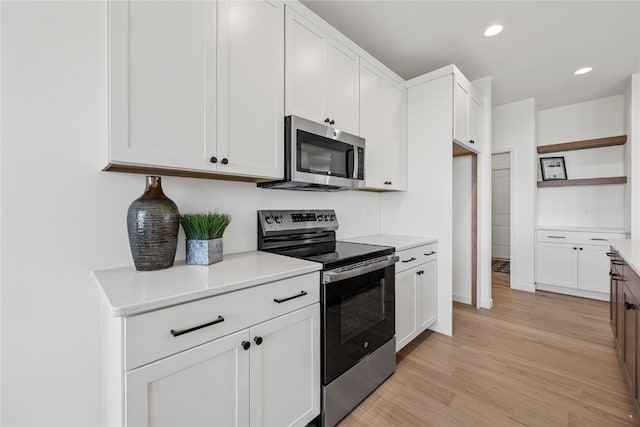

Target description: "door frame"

left=491, top=147, right=516, bottom=289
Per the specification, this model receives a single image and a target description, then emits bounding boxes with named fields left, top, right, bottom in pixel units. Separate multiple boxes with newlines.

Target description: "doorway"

left=491, top=152, right=511, bottom=288
left=452, top=143, right=477, bottom=306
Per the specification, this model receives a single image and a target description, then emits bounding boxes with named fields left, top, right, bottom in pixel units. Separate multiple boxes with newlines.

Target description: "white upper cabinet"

left=107, top=0, right=283, bottom=180
left=453, top=72, right=482, bottom=153
left=217, top=0, right=284, bottom=179
left=285, top=8, right=359, bottom=134
left=360, top=59, right=407, bottom=191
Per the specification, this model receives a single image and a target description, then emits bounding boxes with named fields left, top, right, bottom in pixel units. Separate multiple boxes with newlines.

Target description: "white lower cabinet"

left=395, top=244, right=438, bottom=352
left=535, top=229, right=627, bottom=300
left=103, top=272, right=321, bottom=427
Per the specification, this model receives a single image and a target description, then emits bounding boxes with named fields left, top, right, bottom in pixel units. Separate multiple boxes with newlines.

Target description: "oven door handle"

left=322, top=255, right=399, bottom=284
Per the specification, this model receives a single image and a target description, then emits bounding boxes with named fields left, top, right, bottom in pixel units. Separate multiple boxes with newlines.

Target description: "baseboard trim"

left=512, top=282, right=536, bottom=293
left=481, top=298, right=493, bottom=309
left=535, top=283, right=609, bottom=301
left=453, top=293, right=472, bottom=304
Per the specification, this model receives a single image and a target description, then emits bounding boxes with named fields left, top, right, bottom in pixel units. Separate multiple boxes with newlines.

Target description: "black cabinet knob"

left=329, top=120, right=335, bottom=125
left=324, top=118, right=330, bottom=123
left=469, top=140, right=475, bottom=144
left=241, top=341, right=251, bottom=351
left=573, top=247, right=577, bottom=250
left=579, top=247, right=583, bottom=251
left=221, top=158, right=229, bottom=165
left=210, top=156, right=218, bottom=164
left=254, top=336, right=263, bottom=345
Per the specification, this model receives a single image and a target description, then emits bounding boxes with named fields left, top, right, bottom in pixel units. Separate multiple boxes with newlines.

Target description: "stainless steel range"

left=257, top=209, right=398, bottom=426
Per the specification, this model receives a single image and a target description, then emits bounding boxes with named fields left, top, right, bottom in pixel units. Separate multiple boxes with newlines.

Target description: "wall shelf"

left=537, top=176, right=627, bottom=187
left=537, top=135, right=627, bottom=154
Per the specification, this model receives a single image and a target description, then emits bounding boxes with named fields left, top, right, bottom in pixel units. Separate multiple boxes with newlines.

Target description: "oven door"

left=321, top=258, right=396, bottom=384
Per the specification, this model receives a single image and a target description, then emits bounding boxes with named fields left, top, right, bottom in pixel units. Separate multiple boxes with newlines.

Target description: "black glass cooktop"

left=273, top=241, right=394, bottom=270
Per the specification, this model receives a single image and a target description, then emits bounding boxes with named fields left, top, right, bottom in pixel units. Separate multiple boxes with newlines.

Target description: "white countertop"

left=94, top=251, right=322, bottom=317
left=343, top=234, right=438, bottom=251
left=610, top=240, right=640, bottom=277
left=536, top=225, right=629, bottom=234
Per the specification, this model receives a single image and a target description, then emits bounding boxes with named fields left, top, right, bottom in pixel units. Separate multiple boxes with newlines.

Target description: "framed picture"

left=540, top=156, right=567, bottom=181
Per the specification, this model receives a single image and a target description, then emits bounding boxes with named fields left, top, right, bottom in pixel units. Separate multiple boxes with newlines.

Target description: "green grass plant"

left=179, top=212, right=231, bottom=240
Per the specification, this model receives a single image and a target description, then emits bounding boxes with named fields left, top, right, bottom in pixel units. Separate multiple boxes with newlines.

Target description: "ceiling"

left=300, top=1, right=640, bottom=109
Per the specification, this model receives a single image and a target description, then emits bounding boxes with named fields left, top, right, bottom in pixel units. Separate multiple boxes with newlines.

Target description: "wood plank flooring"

left=339, top=284, right=637, bottom=426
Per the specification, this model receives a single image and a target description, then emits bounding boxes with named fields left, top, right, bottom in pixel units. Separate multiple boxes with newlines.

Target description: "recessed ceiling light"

left=574, top=67, right=593, bottom=75
left=484, top=24, right=503, bottom=37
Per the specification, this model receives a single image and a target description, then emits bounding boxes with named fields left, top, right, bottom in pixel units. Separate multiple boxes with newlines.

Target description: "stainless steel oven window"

left=340, top=280, right=385, bottom=343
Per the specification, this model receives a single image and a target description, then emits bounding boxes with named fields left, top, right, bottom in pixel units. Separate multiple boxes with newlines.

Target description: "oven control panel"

left=258, top=209, right=338, bottom=235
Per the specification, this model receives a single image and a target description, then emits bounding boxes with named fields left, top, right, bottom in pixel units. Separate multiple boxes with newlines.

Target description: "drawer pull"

left=548, top=236, right=566, bottom=239
left=273, top=290, right=307, bottom=304
left=402, top=257, right=417, bottom=263
left=170, top=315, right=225, bottom=337
left=611, top=273, right=623, bottom=280
left=626, top=302, right=636, bottom=310
left=612, top=260, right=624, bottom=265
left=606, top=252, right=616, bottom=256
left=424, top=251, right=436, bottom=256
left=590, top=238, right=608, bottom=241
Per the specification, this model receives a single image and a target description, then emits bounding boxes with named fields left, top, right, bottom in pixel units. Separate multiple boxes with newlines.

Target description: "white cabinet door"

left=250, top=304, right=320, bottom=427
left=468, top=92, right=482, bottom=152
left=217, top=0, right=284, bottom=179
left=453, top=80, right=469, bottom=147
left=395, top=267, right=418, bottom=352
left=327, top=37, right=360, bottom=135
left=382, top=80, right=407, bottom=191
left=285, top=8, right=327, bottom=123
left=360, top=60, right=386, bottom=189
left=418, top=260, right=437, bottom=331
left=579, top=244, right=611, bottom=293
left=535, top=242, right=578, bottom=289
left=109, top=0, right=216, bottom=172
left=126, top=329, right=250, bottom=427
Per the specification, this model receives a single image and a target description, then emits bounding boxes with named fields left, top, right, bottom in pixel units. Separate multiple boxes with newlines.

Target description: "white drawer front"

left=125, top=272, right=319, bottom=370
left=396, top=243, right=438, bottom=273
left=536, top=230, right=627, bottom=246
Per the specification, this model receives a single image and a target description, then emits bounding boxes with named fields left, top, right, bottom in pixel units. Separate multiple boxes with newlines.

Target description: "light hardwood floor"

left=340, top=283, right=637, bottom=426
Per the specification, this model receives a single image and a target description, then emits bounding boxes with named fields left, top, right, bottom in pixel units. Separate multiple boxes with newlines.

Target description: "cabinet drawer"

left=396, top=243, right=437, bottom=273
left=125, top=272, right=319, bottom=370
left=536, top=230, right=627, bottom=245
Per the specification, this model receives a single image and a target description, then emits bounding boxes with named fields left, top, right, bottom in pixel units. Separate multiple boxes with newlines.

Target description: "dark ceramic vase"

left=127, top=176, right=179, bottom=271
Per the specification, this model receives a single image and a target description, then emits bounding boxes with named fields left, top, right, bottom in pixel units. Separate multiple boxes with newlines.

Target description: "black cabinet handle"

left=242, top=341, right=251, bottom=351
left=626, top=302, right=635, bottom=310
left=591, top=238, right=608, bottom=241
left=329, top=120, right=335, bottom=125
left=384, top=181, right=392, bottom=185
left=579, top=247, right=583, bottom=251
left=611, top=273, right=623, bottom=280
left=613, top=260, right=624, bottom=265
left=573, top=247, right=577, bottom=250
left=273, top=290, right=307, bottom=304
left=606, top=252, right=616, bottom=256
left=548, top=236, right=566, bottom=239
left=324, top=118, right=330, bottom=124
left=254, top=336, right=263, bottom=345
left=209, top=156, right=218, bottom=164
left=416, top=270, right=424, bottom=275
left=170, top=315, right=224, bottom=337
left=469, top=139, right=475, bottom=144
left=221, top=158, right=229, bottom=165
left=402, top=257, right=416, bottom=263
left=424, top=251, right=436, bottom=256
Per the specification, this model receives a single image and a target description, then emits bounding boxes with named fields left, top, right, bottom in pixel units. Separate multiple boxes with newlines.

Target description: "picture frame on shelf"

left=540, top=156, right=567, bottom=181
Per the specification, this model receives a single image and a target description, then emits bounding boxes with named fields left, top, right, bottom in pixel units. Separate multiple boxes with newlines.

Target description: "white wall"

left=627, top=74, right=640, bottom=239
left=493, top=99, right=537, bottom=292
left=537, top=95, right=626, bottom=229
left=0, top=2, right=381, bottom=424
left=381, top=74, right=453, bottom=336
left=452, top=155, right=472, bottom=304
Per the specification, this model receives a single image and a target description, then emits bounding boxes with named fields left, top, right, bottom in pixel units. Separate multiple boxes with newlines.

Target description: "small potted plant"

left=179, top=212, right=231, bottom=265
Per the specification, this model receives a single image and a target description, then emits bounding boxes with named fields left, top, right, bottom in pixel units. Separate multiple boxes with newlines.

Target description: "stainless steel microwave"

left=258, top=116, right=365, bottom=191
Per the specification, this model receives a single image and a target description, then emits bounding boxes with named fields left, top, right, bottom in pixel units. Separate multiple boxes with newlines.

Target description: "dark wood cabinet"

left=610, top=246, right=640, bottom=411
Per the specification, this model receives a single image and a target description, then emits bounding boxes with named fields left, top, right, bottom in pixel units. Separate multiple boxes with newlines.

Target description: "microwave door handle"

left=351, top=148, right=357, bottom=178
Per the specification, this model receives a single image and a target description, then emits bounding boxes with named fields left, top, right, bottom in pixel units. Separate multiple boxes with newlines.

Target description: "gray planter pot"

left=186, top=238, right=223, bottom=265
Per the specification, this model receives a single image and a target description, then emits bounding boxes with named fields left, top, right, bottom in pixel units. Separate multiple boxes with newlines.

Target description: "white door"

left=285, top=8, right=327, bottom=123
left=395, top=267, right=418, bottom=352
left=327, top=37, right=359, bottom=135
left=109, top=0, right=216, bottom=171
left=492, top=153, right=511, bottom=260
left=382, top=80, right=407, bottom=190
left=126, top=329, right=250, bottom=426
left=417, top=260, right=438, bottom=331
left=360, top=60, right=386, bottom=189
left=578, top=245, right=611, bottom=294
left=535, top=242, right=578, bottom=288
left=217, top=0, right=284, bottom=179
left=453, top=155, right=473, bottom=304
left=249, top=304, right=320, bottom=427
left=468, top=93, right=482, bottom=152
